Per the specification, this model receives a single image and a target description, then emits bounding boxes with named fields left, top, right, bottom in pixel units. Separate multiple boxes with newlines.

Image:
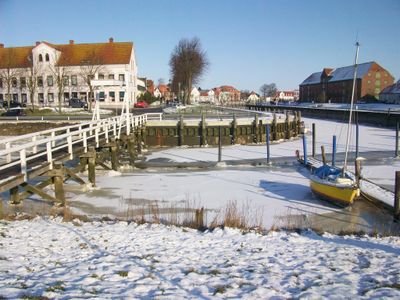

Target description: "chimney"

left=109, top=37, right=114, bottom=43
left=36, top=41, right=40, bottom=46
left=69, top=40, right=74, bottom=45
left=0, top=44, right=4, bottom=48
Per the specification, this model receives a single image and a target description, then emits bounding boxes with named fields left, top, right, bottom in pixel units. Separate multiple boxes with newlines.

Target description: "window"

left=119, top=74, right=125, bottom=82
left=98, top=74, right=104, bottom=80
left=109, top=91, right=115, bottom=101
left=48, top=93, right=54, bottom=102
left=108, top=74, right=114, bottom=80
left=375, top=80, right=381, bottom=86
left=0, top=78, right=2, bottom=88
left=37, top=76, right=43, bottom=87
left=20, top=77, right=26, bottom=87
left=39, top=54, right=43, bottom=62
left=21, top=94, right=27, bottom=103
left=71, top=75, right=77, bottom=86
left=119, top=91, right=125, bottom=102
left=45, top=53, right=49, bottom=62
left=63, top=76, right=69, bottom=86
left=12, top=77, right=17, bottom=88
left=0, top=94, right=3, bottom=101
left=99, top=91, right=105, bottom=101
left=47, top=76, right=53, bottom=86
left=72, top=92, right=78, bottom=98
left=64, top=92, right=70, bottom=101
left=375, top=72, right=381, bottom=79
left=12, top=94, right=18, bottom=101
left=38, top=93, right=44, bottom=102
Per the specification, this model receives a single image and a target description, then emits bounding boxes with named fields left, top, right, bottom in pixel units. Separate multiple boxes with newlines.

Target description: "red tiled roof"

left=0, top=41, right=133, bottom=68
left=158, top=84, right=170, bottom=93
left=0, top=46, right=34, bottom=69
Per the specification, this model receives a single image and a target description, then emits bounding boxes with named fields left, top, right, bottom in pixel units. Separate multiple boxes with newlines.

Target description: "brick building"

left=299, top=61, right=394, bottom=103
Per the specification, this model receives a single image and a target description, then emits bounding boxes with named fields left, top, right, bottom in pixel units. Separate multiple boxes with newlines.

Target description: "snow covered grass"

left=1, top=217, right=400, bottom=299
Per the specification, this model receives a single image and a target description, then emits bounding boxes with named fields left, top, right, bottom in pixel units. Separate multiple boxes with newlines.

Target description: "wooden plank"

left=0, top=174, right=25, bottom=193
left=28, top=163, right=51, bottom=180
left=21, top=182, right=59, bottom=203
left=64, top=167, right=86, bottom=185
left=96, top=160, right=112, bottom=170
left=19, top=178, right=53, bottom=201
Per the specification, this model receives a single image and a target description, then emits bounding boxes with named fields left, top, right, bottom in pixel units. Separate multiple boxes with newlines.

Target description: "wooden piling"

left=231, top=114, right=237, bottom=144
left=10, top=186, right=20, bottom=204
left=254, top=114, right=259, bottom=143
left=396, top=122, right=399, bottom=157
left=266, top=124, right=271, bottom=164
left=218, top=126, right=222, bottom=162
left=88, top=147, right=96, bottom=186
left=354, top=158, right=361, bottom=186
left=52, top=163, right=65, bottom=205
left=201, top=113, right=207, bottom=146
left=312, top=123, right=316, bottom=158
left=111, top=142, right=118, bottom=171
left=395, top=171, right=400, bottom=220
left=179, top=115, right=185, bottom=146
left=321, top=145, right=326, bottom=165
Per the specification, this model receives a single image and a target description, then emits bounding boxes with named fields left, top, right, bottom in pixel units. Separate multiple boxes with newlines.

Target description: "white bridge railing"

left=0, top=113, right=162, bottom=181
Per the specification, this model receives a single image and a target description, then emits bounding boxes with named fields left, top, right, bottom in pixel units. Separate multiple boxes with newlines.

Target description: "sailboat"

left=309, top=43, right=361, bottom=206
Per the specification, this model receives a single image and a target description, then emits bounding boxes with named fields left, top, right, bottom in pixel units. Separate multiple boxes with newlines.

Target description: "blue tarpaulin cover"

left=314, top=165, right=341, bottom=179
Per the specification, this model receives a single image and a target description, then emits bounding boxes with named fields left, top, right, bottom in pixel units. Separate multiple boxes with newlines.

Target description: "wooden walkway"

left=0, top=112, right=162, bottom=205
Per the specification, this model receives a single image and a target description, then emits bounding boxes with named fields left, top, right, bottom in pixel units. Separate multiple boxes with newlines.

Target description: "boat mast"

left=343, top=42, right=360, bottom=174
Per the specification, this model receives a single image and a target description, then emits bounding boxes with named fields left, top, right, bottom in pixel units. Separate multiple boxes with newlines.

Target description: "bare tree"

left=49, top=64, right=70, bottom=113
left=0, top=49, right=22, bottom=110
left=260, top=83, right=277, bottom=100
left=25, top=54, right=40, bottom=111
left=169, top=37, right=209, bottom=105
left=79, top=50, right=106, bottom=111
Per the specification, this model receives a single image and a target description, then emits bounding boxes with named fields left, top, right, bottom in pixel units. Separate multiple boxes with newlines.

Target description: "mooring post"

left=266, top=123, right=271, bottom=164
left=254, top=114, right=259, bottom=143
left=302, top=134, right=307, bottom=166
left=354, top=158, right=361, bottom=186
left=321, top=145, right=326, bottom=165
left=218, top=126, right=222, bottom=162
left=201, top=113, right=207, bottom=146
left=356, top=121, right=359, bottom=158
left=88, top=146, right=96, bottom=186
left=395, top=171, right=400, bottom=220
left=10, top=186, right=20, bottom=204
left=110, top=140, right=118, bottom=171
left=179, top=114, right=185, bottom=146
left=53, top=163, right=65, bottom=205
left=272, top=113, right=278, bottom=140
left=396, top=122, right=399, bottom=157
left=231, top=114, right=237, bottom=144
left=332, top=135, right=337, bottom=167
left=285, top=111, right=290, bottom=139
left=80, top=156, right=87, bottom=172
left=312, top=123, right=316, bottom=158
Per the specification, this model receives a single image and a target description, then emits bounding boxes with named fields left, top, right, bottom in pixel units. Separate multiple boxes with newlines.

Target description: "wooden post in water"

left=201, top=113, right=207, bottom=146
left=321, top=145, right=326, bottom=165
left=266, top=124, right=271, bottom=164
left=179, top=115, right=185, bottom=146
left=312, top=123, right=316, bottom=158
left=254, top=114, right=259, bottom=143
left=10, top=186, right=20, bottom=204
left=395, top=171, right=400, bottom=220
left=396, top=122, right=399, bottom=157
left=332, top=135, right=337, bottom=167
left=302, top=134, right=307, bottom=166
left=88, top=147, right=96, bottom=186
left=355, top=120, right=359, bottom=158
left=218, top=126, right=222, bottom=162
left=354, top=158, right=361, bottom=186
left=231, top=114, right=237, bottom=144
left=110, top=139, right=119, bottom=171
left=53, top=163, right=65, bottom=205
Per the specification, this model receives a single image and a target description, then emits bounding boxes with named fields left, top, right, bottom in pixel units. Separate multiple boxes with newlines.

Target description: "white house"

left=190, top=87, right=200, bottom=103
left=199, top=89, right=215, bottom=103
left=153, top=88, right=162, bottom=98
left=247, top=92, right=260, bottom=102
left=0, top=38, right=137, bottom=107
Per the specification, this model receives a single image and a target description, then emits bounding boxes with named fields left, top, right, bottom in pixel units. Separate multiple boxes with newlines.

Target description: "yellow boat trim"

left=310, top=176, right=359, bottom=205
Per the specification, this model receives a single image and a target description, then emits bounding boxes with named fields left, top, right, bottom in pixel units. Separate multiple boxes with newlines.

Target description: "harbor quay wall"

left=246, top=104, right=400, bottom=128
left=144, top=113, right=302, bottom=147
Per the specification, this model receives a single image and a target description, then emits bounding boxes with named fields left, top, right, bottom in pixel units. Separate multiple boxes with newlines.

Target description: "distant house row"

left=299, top=61, right=396, bottom=103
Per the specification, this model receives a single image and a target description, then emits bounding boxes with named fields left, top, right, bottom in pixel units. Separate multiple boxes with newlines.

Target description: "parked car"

left=1, top=107, right=27, bottom=116
left=69, top=98, right=87, bottom=109
left=0, top=101, right=27, bottom=109
left=134, top=101, right=149, bottom=108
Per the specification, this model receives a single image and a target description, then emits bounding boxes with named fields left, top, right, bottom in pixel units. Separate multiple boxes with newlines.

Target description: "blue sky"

left=1, top=0, right=399, bottom=92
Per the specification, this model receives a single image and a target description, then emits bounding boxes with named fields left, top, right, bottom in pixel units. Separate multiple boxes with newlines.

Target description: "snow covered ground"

left=1, top=217, right=400, bottom=299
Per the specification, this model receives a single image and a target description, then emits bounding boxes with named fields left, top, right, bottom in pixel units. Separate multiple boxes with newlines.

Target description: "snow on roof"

left=328, top=61, right=374, bottom=82
left=381, top=80, right=400, bottom=94
left=300, top=71, right=322, bottom=85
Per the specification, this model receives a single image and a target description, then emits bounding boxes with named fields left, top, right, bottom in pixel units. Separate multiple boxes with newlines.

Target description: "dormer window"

left=39, top=54, right=43, bottom=62
left=45, top=54, right=49, bottom=62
